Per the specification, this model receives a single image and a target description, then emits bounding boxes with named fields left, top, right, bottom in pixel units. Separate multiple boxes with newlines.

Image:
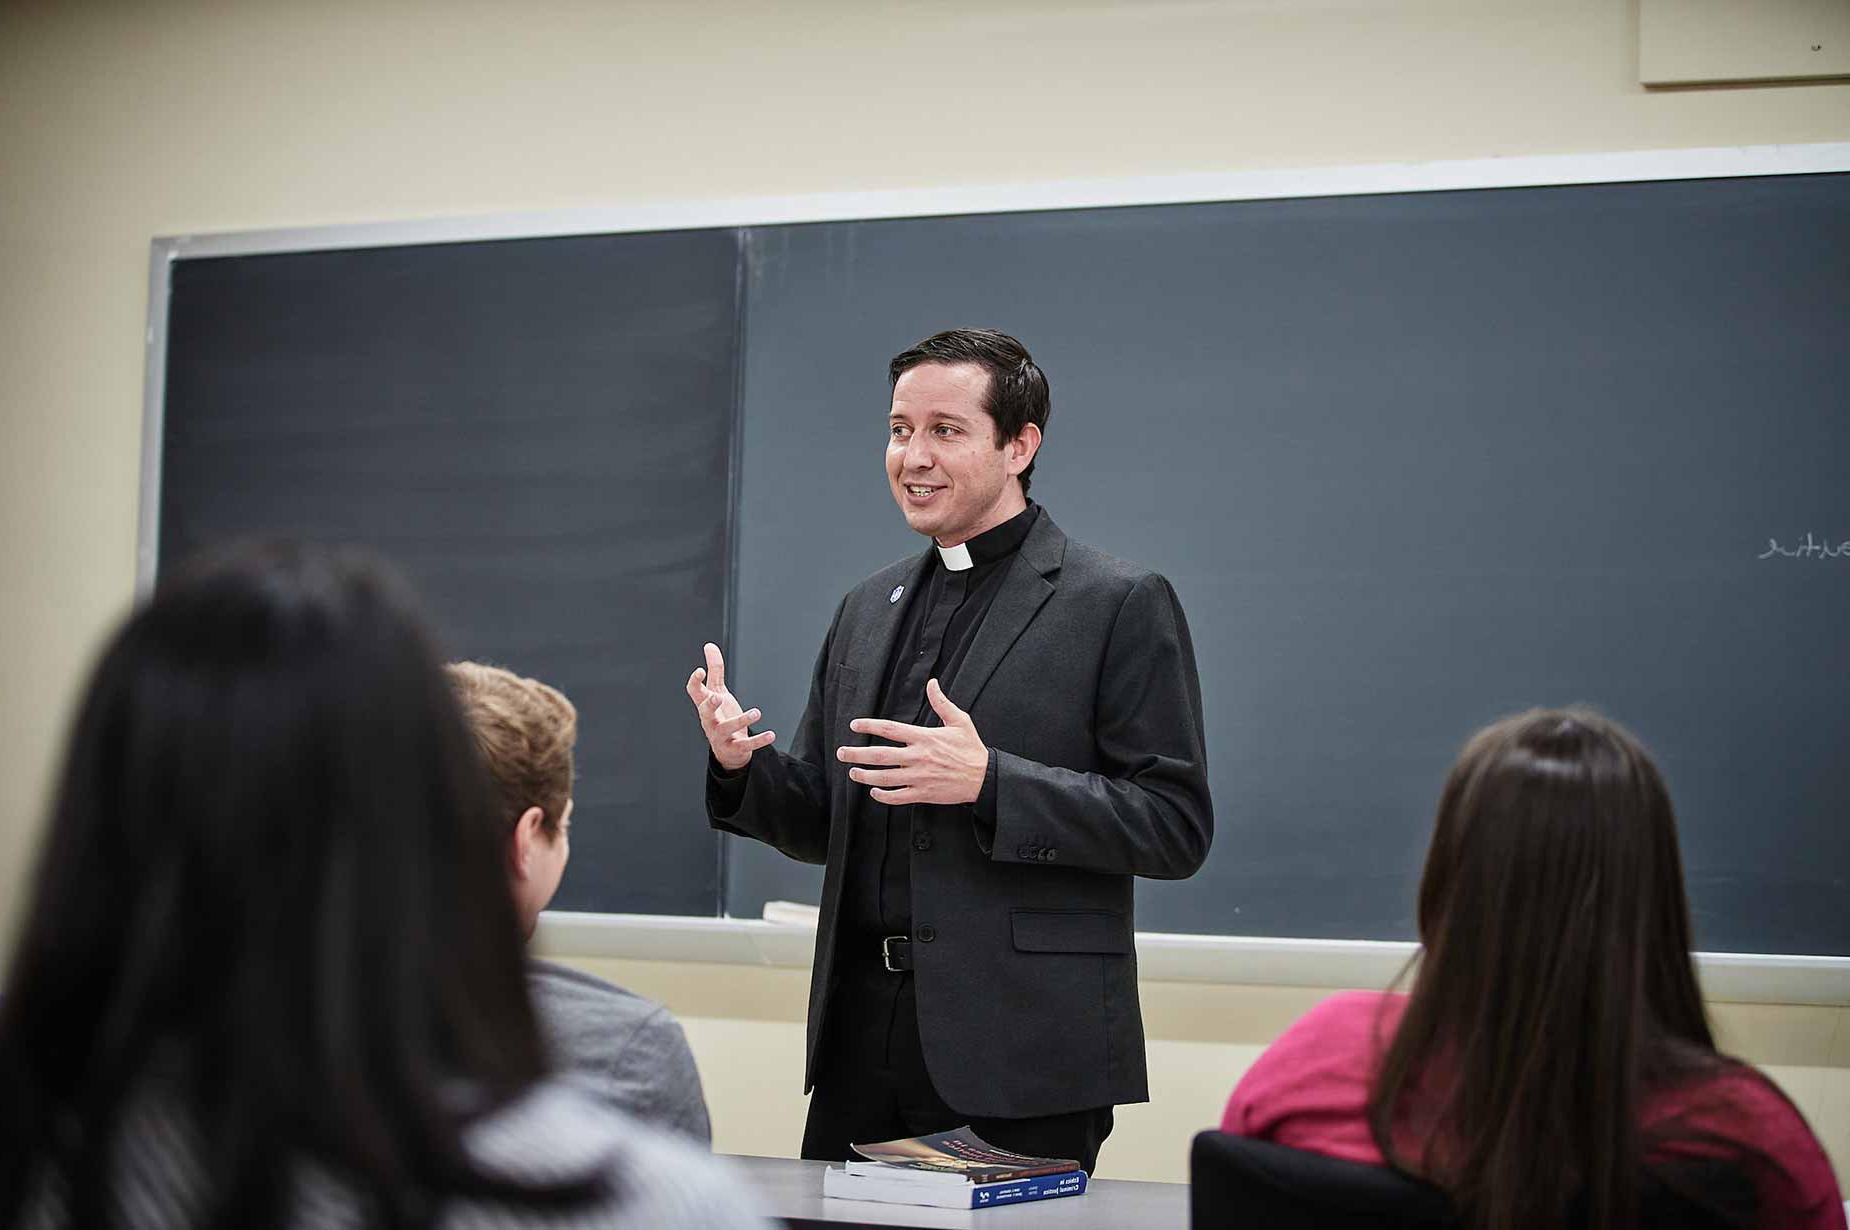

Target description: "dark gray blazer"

left=709, top=511, right=1212, bottom=1119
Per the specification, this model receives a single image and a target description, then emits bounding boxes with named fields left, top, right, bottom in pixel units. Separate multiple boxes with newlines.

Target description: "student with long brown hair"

left=1222, top=708, right=1843, bottom=1230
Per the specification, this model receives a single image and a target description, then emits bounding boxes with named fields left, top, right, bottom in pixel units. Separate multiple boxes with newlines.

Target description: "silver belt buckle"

left=882, top=935, right=907, bottom=972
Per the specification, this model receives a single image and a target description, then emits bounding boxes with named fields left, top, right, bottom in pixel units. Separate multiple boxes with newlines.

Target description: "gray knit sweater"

left=23, top=1077, right=767, bottom=1229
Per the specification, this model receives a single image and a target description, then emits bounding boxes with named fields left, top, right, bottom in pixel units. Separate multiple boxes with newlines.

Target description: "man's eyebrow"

left=891, top=407, right=979, bottom=425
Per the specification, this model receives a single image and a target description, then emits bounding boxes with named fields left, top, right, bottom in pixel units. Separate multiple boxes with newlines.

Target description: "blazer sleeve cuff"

left=970, top=747, right=999, bottom=852
left=984, top=749, right=1062, bottom=866
left=706, top=754, right=751, bottom=820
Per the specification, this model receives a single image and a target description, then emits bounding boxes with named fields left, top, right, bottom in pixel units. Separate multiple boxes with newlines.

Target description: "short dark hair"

left=888, top=328, right=1051, bottom=494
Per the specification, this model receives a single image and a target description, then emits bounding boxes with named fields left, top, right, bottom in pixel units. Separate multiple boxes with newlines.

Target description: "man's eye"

left=934, top=425, right=957, bottom=437
left=890, top=425, right=909, bottom=439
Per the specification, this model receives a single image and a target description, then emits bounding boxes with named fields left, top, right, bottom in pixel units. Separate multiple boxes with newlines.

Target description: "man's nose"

left=902, top=434, right=934, bottom=470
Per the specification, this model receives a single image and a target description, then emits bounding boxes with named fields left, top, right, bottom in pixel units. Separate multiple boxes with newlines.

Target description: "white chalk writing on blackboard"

left=1759, top=533, right=1850, bottom=560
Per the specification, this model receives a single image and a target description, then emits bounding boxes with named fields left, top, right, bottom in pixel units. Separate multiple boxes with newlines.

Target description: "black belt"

left=881, top=935, right=914, bottom=972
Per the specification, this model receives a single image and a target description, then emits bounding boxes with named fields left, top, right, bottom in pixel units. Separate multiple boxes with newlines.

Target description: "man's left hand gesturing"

left=837, top=679, right=988, bottom=806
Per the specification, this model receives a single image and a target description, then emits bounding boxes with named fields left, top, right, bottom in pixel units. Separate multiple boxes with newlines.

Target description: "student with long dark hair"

left=0, top=543, right=765, bottom=1229
left=1222, top=708, right=1843, bottom=1230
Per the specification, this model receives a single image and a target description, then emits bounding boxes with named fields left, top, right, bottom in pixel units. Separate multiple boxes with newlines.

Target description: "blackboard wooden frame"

left=141, top=142, right=1850, bottom=998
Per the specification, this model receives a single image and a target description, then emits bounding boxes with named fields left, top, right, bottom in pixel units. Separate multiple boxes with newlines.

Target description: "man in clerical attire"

left=685, top=328, right=1212, bottom=1171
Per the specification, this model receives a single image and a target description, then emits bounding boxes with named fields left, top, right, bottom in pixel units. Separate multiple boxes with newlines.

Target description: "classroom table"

left=726, top=1154, right=1190, bottom=1229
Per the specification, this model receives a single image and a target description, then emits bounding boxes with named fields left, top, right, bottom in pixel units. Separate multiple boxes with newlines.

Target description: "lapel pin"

left=889, top=585, right=904, bottom=604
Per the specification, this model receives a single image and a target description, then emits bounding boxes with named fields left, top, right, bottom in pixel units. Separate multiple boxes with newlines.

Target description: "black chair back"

left=1190, top=1132, right=1456, bottom=1229
left=1636, top=1159, right=1757, bottom=1230
left=1190, top=1132, right=1756, bottom=1230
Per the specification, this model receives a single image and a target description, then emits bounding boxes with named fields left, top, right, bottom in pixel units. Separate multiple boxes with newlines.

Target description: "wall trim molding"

left=152, top=142, right=1850, bottom=263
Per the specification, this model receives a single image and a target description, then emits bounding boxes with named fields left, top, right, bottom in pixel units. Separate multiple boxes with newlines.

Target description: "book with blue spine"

left=821, top=1126, right=1088, bottom=1210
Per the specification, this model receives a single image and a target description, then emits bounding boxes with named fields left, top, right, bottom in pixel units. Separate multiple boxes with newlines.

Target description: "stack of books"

left=821, top=1126, right=1088, bottom=1210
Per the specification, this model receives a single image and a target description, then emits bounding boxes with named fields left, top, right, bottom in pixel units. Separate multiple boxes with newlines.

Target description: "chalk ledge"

left=532, top=910, right=1850, bottom=1007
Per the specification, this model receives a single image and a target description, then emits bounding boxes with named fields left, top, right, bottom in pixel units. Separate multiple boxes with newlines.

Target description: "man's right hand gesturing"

left=686, top=642, right=775, bottom=772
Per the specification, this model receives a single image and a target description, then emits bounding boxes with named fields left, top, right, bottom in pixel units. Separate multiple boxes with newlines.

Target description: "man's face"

left=886, top=362, right=1031, bottom=546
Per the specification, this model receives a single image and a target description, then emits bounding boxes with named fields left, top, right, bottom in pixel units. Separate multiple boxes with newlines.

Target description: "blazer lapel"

left=841, top=548, right=933, bottom=726
left=944, top=511, right=1067, bottom=712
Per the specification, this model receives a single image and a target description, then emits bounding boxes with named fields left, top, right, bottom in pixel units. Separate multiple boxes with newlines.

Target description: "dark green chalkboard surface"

left=161, top=230, right=741, bottom=915
left=728, top=173, right=1850, bottom=954
left=156, top=171, right=1850, bottom=952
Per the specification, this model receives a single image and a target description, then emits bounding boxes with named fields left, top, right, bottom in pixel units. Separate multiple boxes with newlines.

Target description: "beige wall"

left=2, top=0, right=1845, bottom=1184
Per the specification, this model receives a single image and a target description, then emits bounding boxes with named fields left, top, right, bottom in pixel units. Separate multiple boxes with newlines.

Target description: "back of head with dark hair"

left=888, top=328, right=1051, bottom=494
left=0, top=542, right=592, bottom=1227
left=1368, top=707, right=1761, bottom=1230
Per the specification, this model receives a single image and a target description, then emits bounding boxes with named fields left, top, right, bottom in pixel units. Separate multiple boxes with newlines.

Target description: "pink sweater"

left=1222, top=991, right=1844, bottom=1230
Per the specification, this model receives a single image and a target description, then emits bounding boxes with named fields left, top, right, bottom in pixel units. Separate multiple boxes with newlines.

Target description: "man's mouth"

left=904, top=485, right=941, bottom=499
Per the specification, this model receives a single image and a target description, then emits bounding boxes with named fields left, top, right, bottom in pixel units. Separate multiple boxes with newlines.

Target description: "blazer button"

left=913, top=832, right=933, bottom=852
left=1043, top=848, right=1058, bottom=861
left=1016, top=844, right=1034, bottom=859
left=917, top=925, right=937, bottom=942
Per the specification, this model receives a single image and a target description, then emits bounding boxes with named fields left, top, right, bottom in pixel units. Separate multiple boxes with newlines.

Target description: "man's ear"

left=1005, top=423, right=1042, bottom=478
left=509, top=805, right=547, bottom=880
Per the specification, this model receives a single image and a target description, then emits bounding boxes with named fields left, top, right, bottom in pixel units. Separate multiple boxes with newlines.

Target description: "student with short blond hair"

left=449, top=661, right=712, bottom=1145
left=448, top=661, right=579, bottom=933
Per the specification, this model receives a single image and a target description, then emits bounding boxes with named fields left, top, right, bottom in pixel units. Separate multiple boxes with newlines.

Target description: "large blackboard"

left=727, top=173, right=1850, bottom=955
left=157, top=171, right=1850, bottom=953
left=161, top=231, right=741, bottom=915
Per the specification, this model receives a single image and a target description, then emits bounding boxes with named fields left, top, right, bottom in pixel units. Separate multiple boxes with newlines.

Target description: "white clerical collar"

left=936, top=541, right=974, bottom=572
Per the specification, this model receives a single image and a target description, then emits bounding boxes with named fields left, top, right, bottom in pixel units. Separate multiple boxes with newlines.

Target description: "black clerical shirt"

left=837, top=502, right=1040, bottom=947
left=711, top=503, right=1041, bottom=949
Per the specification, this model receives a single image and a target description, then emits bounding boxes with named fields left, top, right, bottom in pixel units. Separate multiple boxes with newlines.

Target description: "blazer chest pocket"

left=1010, top=909, right=1133, bottom=955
